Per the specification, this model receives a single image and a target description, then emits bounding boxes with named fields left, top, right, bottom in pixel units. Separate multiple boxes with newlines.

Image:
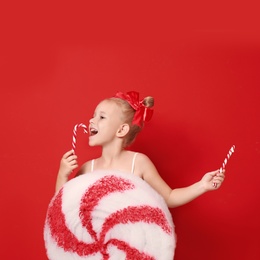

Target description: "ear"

left=116, top=123, right=130, bottom=137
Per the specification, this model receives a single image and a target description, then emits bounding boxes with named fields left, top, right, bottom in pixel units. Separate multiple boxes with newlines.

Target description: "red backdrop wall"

left=1, top=1, right=259, bottom=259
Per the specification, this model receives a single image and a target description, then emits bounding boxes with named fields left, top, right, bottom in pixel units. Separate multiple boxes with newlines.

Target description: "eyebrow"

left=94, top=111, right=107, bottom=117
left=94, top=110, right=106, bottom=114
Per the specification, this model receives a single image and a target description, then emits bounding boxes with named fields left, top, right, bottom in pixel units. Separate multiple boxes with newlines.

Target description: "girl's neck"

left=98, top=148, right=128, bottom=169
left=101, top=143, right=125, bottom=162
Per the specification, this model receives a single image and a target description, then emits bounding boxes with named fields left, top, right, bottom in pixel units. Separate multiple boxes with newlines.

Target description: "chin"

left=88, top=141, right=95, bottom=147
left=88, top=139, right=100, bottom=147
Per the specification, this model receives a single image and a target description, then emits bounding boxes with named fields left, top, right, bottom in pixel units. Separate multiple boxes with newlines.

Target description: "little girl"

left=56, top=91, right=225, bottom=208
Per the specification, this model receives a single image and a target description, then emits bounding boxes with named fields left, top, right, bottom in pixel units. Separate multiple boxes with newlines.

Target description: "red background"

left=1, top=1, right=259, bottom=259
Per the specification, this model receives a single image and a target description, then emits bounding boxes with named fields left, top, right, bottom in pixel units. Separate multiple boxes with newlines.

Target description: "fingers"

left=212, top=170, right=225, bottom=188
left=62, top=150, right=77, bottom=163
left=207, top=170, right=220, bottom=178
left=69, top=162, right=79, bottom=170
left=67, top=155, right=78, bottom=163
left=60, top=150, right=78, bottom=171
left=62, top=149, right=75, bottom=159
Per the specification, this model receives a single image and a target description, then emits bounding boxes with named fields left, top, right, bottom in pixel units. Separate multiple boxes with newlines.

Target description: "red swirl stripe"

left=46, top=175, right=172, bottom=259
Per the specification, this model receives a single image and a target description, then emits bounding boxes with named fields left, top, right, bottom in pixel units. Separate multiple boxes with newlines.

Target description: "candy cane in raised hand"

left=213, top=145, right=235, bottom=188
left=72, top=123, right=88, bottom=152
left=219, top=145, right=235, bottom=173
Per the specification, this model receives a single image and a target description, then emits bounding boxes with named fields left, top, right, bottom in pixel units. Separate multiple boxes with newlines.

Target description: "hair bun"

left=143, top=96, right=154, bottom=108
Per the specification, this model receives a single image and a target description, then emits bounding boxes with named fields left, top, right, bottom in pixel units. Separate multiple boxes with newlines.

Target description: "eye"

left=100, top=115, right=105, bottom=119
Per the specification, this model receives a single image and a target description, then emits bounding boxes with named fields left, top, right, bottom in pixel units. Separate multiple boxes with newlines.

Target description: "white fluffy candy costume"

left=44, top=170, right=176, bottom=259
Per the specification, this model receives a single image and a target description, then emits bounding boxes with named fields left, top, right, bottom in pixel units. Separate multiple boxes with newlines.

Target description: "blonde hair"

left=108, top=96, right=154, bottom=147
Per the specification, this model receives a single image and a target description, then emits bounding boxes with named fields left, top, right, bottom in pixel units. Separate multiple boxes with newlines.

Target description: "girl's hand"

left=58, top=150, right=78, bottom=178
left=200, top=169, right=226, bottom=191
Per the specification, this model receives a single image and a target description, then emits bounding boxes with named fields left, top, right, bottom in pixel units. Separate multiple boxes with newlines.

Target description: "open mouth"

left=90, top=127, right=98, bottom=136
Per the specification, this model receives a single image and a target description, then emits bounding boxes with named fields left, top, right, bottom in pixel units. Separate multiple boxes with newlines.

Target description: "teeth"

left=90, top=128, right=98, bottom=135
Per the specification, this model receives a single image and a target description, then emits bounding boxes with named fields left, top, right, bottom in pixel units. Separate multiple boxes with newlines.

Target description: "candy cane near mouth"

left=72, top=123, right=88, bottom=152
left=213, top=145, right=235, bottom=188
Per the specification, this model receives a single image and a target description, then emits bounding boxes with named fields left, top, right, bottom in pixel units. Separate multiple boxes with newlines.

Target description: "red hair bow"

left=114, top=91, right=153, bottom=127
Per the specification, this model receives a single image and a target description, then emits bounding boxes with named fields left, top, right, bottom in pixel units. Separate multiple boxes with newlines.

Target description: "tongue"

left=91, top=130, right=98, bottom=136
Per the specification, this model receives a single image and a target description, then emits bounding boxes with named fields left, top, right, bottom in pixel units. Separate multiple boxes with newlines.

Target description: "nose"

left=89, top=117, right=94, bottom=124
left=89, top=115, right=95, bottom=132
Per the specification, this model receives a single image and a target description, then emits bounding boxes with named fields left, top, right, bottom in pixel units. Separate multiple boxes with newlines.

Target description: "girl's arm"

left=55, top=152, right=92, bottom=193
left=55, top=150, right=78, bottom=192
left=165, top=170, right=224, bottom=207
left=138, top=153, right=225, bottom=208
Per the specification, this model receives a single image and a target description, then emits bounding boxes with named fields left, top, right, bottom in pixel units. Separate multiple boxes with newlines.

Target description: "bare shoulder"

left=134, top=152, right=158, bottom=178
left=135, top=152, right=172, bottom=202
left=124, top=151, right=151, bottom=163
left=135, top=152, right=153, bottom=164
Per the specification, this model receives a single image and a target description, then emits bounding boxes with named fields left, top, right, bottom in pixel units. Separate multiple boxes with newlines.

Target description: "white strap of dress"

left=91, top=159, right=95, bottom=172
left=131, top=153, right=138, bottom=174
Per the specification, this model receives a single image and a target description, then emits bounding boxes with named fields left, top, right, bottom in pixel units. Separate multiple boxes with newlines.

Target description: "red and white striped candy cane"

left=213, top=145, right=235, bottom=188
left=72, top=123, right=88, bottom=152
left=219, top=145, right=235, bottom=173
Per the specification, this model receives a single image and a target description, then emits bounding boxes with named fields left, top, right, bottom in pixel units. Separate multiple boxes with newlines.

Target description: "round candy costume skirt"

left=44, top=170, right=176, bottom=259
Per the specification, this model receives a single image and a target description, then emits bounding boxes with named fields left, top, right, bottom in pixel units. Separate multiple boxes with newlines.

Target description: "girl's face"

left=88, top=100, right=125, bottom=146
